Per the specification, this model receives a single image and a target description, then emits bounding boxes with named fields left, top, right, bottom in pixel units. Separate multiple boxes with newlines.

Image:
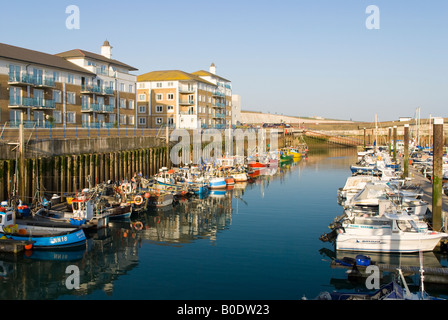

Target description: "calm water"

left=2, top=148, right=448, bottom=300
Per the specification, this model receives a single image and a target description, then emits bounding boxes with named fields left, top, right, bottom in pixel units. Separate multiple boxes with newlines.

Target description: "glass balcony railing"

left=82, top=85, right=115, bottom=95
left=8, top=73, right=55, bottom=87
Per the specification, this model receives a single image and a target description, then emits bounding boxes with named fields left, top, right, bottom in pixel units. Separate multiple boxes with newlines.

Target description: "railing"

left=179, top=100, right=195, bottom=105
left=8, top=73, right=55, bottom=87
left=81, top=85, right=114, bottom=95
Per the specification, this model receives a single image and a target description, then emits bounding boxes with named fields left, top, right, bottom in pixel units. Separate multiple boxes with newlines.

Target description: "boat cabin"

left=71, top=198, right=94, bottom=220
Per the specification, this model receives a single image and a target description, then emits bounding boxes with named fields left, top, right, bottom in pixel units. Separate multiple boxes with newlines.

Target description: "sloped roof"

left=56, top=49, right=138, bottom=71
left=0, top=42, right=95, bottom=75
left=192, top=70, right=230, bottom=82
left=137, top=70, right=216, bottom=86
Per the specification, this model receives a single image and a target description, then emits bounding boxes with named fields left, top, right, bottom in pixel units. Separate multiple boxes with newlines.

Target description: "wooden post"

left=403, top=124, right=409, bottom=178
left=19, top=124, right=25, bottom=202
left=393, top=126, right=397, bottom=162
left=388, top=127, right=392, bottom=156
left=166, top=126, right=170, bottom=169
left=432, top=118, right=444, bottom=232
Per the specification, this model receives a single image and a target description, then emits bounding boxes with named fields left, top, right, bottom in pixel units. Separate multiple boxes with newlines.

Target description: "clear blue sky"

left=1, top=0, right=447, bottom=122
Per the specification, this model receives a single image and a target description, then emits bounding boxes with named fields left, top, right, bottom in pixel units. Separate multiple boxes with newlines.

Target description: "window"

left=120, top=98, right=126, bottom=109
left=156, top=82, right=162, bottom=88
left=167, top=82, right=174, bottom=87
left=81, top=96, right=89, bottom=108
left=53, top=90, right=62, bottom=103
left=129, top=84, right=134, bottom=93
left=138, top=117, right=146, bottom=125
left=138, top=94, right=146, bottom=101
left=128, top=99, right=134, bottom=109
left=119, top=83, right=124, bottom=92
left=167, top=105, right=174, bottom=113
left=167, top=118, right=174, bottom=125
left=156, top=117, right=163, bottom=125
left=109, top=97, right=115, bottom=108
left=53, top=72, right=60, bottom=82
left=67, top=92, right=76, bottom=104
left=109, top=114, right=116, bottom=124
left=156, top=105, right=163, bottom=113
left=128, top=115, right=135, bottom=125
left=167, top=93, right=174, bottom=100
left=120, top=115, right=127, bottom=125
left=138, top=105, right=146, bottom=113
left=138, top=83, right=145, bottom=89
left=156, top=94, right=162, bottom=101
left=53, top=111, right=62, bottom=123
left=97, top=96, right=104, bottom=107
left=67, top=112, right=76, bottom=124
left=67, top=74, right=74, bottom=84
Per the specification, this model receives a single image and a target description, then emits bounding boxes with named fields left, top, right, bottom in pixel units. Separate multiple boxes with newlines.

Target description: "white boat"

left=335, top=213, right=448, bottom=253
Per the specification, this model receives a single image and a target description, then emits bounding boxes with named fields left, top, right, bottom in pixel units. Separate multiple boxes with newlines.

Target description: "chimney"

left=101, top=40, right=113, bottom=59
left=209, top=62, right=216, bottom=75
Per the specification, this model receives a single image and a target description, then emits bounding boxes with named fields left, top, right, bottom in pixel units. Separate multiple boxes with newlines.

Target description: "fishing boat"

left=286, top=147, right=302, bottom=160
left=1, top=210, right=86, bottom=250
left=34, top=195, right=110, bottom=229
left=334, top=213, right=448, bottom=253
left=208, top=177, right=227, bottom=189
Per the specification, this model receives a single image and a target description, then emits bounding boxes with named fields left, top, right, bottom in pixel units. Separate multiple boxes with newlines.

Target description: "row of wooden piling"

left=0, top=147, right=169, bottom=204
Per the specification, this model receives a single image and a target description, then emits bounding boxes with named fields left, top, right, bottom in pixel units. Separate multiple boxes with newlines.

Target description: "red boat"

left=247, top=162, right=267, bottom=168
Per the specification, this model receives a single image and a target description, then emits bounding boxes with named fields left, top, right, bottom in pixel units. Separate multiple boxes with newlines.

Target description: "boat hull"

left=336, top=231, right=446, bottom=253
left=5, top=227, right=86, bottom=250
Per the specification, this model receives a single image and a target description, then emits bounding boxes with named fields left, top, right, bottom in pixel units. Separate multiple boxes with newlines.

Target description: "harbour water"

left=1, top=147, right=447, bottom=300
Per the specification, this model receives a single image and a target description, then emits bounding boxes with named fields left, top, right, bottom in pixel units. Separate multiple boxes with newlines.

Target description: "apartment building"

left=192, top=63, right=233, bottom=129
left=0, top=41, right=137, bottom=129
left=56, top=41, right=138, bottom=128
left=137, top=64, right=233, bottom=129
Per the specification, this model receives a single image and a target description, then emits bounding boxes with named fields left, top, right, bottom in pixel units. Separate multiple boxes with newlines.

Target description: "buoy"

left=134, top=195, right=144, bottom=206
left=24, top=244, right=33, bottom=250
left=134, top=221, right=143, bottom=230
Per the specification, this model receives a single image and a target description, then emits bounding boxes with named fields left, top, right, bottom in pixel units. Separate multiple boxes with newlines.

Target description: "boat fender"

left=154, top=216, right=161, bottom=224
left=134, top=195, right=144, bottom=206
left=134, top=221, right=143, bottom=230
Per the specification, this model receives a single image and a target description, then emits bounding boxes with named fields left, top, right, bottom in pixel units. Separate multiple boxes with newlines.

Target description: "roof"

left=0, top=43, right=95, bottom=75
left=192, top=70, right=230, bottom=82
left=56, top=49, right=138, bottom=71
left=137, top=70, right=216, bottom=86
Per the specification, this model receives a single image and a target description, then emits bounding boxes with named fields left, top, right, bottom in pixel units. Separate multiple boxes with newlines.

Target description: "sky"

left=1, top=0, right=447, bottom=122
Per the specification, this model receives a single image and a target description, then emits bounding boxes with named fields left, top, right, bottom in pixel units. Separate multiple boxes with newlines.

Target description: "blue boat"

left=0, top=210, right=87, bottom=250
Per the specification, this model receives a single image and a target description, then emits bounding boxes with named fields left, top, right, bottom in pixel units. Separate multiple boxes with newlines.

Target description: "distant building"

left=231, top=94, right=242, bottom=126
left=399, top=117, right=412, bottom=122
left=137, top=63, right=233, bottom=129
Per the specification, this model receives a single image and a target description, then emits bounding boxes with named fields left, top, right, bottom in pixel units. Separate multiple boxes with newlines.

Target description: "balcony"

left=82, top=103, right=101, bottom=112
left=212, top=91, right=225, bottom=98
left=179, top=100, right=195, bottom=106
left=8, top=73, right=55, bottom=88
left=81, top=85, right=114, bottom=96
left=212, top=113, right=226, bottom=119
left=31, top=99, right=56, bottom=110
left=179, top=87, right=195, bottom=94
left=212, top=102, right=225, bottom=108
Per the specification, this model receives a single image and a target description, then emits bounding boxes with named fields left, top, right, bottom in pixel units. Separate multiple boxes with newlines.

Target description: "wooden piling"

left=393, top=126, right=397, bottom=162
left=403, top=124, right=409, bottom=178
left=432, top=118, right=444, bottom=232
